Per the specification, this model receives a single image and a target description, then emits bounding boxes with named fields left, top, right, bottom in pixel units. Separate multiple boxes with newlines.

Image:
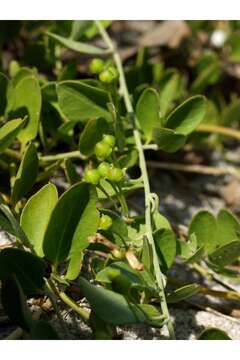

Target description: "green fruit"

left=94, top=141, right=112, bottom=160
left=99, top=214, right=113, bottom=230
left=84, top=169, right=101, bottom=185
left=98, top=162, right=112, bottom=177
left=112, top=248, right=125, bottom=260
left=102, top=134, right=116, bottom=148
left=99, top=66, right=119, bottom=84
left=107, top=167, right=124, bottom=182
left=89, top=58, right=105, bottom=74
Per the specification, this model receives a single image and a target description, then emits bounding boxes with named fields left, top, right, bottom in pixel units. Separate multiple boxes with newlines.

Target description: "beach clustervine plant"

left=0, top=20, right=240, bottom=340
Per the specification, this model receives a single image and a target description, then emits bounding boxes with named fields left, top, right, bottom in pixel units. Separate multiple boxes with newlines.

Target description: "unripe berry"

left=98, top=214, right=113, bottom=230
left=112, top=248, right=125, bottom=260
left=102, top=134, right=116, bottom=148
left=98, top=162, right=112, bottom=177
left=99, top=66, right=119, bottom=84
left=106, top=167, right=124, bottom=182
left=84, top=169, right=101, bottom=185
left=94, top=141, right=112, bottom=160
left=89, top=58, right=105, bottom=74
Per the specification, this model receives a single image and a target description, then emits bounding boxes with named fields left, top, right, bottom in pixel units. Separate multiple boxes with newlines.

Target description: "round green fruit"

left=89, top=58, right=105, bottom=74
left=84, top=169, right=100, bottom=185
left=99, top=66, right=119, bottom=84
left=98, top=162, right=112, bottom=177
left=107, top=167, right=124, bottom=182
left=99, top=214, right=113, bottom=230
left=102, top=134, right=116, bottom=148
left=94, top=141, right=112, bottom=160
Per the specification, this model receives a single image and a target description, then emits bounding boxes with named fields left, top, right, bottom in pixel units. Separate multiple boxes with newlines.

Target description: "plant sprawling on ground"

left=1, top=20, right=240, bottom=340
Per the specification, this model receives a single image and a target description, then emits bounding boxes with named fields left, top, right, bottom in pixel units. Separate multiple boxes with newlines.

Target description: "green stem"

left=95, top=20, right=175, bottom=339
left=45, top=279, right=70, bottom=338
left=4, top=148, right=21, bottom=161
left=97, top=183, right=119, bottom=213
left=47, top=279, right=90, bottom=324
left=40, top=150, right=85, bottom=163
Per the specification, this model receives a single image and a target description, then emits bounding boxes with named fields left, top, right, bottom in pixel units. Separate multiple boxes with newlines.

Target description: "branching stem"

left=95, top=20, right=175, bottom=339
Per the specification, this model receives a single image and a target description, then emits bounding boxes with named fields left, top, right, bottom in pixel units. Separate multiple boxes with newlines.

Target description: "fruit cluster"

left=89, top=58, right=119, bottom=84
left=84, top=134, right=124, bottom=185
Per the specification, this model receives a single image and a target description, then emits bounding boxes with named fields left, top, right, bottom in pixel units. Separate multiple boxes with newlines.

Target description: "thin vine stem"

left=95, top=20, right=175, bottom=339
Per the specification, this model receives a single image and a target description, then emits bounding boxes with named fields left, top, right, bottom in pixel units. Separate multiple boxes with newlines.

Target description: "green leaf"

left=20, top=183, right=58, bottom=257
left=166, top=95, right=207, bottom=135
left=57, top=80, right=111, bottom=123
left=153, top=127, right=186, bottom=152
left=0, top=118, right=24, bottom=152
left=78, top=277, right=161, bottom=326
left=167, top=284, right=200, bottom=304
left=159, top=72, right=181, bottom=117
left=66, top=186, right=99, bottom=280
left=47, top=31, right=108, bottom=55
left=43, top=182, right=98, bottom=266
left=198, top=328, right=231, bottom=340
left=0, top=72, right=8, bottom=115
left=1, top=275, right=33, bottom=332
left=30, top=320, right=59, bottom=340
left=12, top=142, right=39, bottom=205
left=154, top=229, right=176, bottom=270
left=136, top=88, right=160, bottom=141
left=141, top=238, right=154, bottom=273
left=153, top=211, right=171, bottom=231
left=0, top=248, right=46, bottom=296
left=96, top=261, right=156, bottom=296
left=79, top=117, right=109, bottom=157
left=209, top=240, right=240, bottom=267
left=185, top=247, right=205, bottom=264
left=188, top=211, right=217, bottom=254
left=7, top=73, right=42, bottom=143
left=217, top=209, right=240, bottom=247
left=189, top=209, right=240, bottom=256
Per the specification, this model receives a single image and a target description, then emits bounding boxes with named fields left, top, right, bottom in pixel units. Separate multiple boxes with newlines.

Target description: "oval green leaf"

left=167, top=284, right=200, bottom=304
left=78, top=277, right=159, bottom=326
left=209, top=240, right=240, bottom=267
left=43, top=182, right=98, bottom=266
left=0, top=118, right=24, bottom=152
left=12, top=142, right=39, bottom=205
left=198, top=327, right=231, bottom=340
left=153, top=127, right=186, bottom=152
left=7, top=74, right=42, bottom=144
left=57, top=81, right=111, bottom=123
left=66, top=186, right=99, bottom=280
left=136, top=88, right=160, bottom=141
left=189, top=210, right=218, bottom=254
left=154, top=228, right=176, bottom=270
left=20, top=183, right=58, bottom=257
left=166, top=95, right=207, bottom=135
left=47, top=31, right=108, bottom=55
